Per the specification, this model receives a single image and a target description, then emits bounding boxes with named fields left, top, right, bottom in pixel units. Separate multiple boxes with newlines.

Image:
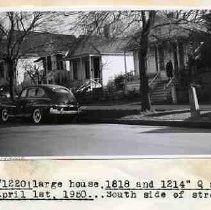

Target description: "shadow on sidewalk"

left=141, top=126, right=211, bottom=133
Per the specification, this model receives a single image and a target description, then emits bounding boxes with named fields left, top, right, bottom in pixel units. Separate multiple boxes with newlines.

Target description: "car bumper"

left=49, top=108, right=80, bottom=115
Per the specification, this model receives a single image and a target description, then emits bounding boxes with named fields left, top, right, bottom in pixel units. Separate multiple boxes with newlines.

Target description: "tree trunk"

left=187, top=56, right=200, bottom=118
left=138, top=30, right=151, bottom=112
left=138, top=46, right=151, bottom=111
left=7, top=60, right=16, bottom=101
left=137, top=10, right=156, bottom=112
left=172, top=42, right=179, bottom=76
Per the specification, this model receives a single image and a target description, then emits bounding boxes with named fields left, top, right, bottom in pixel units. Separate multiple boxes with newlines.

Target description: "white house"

left=18, top=32, right=76, bottom=88
left=65, top=36, right=135, bottom=89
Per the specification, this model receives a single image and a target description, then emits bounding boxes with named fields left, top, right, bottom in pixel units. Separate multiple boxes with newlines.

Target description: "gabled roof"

left=0, top=31, right=76, bottom=58
left=127, top=16, right=191, bottom=49
left=21, top=31, right=76, bottom=57
left=65, top=35, right=132, bottom=59
left=65, top=15, right=193, bottom=59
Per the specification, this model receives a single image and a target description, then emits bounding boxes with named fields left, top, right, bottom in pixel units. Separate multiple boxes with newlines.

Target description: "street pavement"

left=0, top=122, right=211, bottom=157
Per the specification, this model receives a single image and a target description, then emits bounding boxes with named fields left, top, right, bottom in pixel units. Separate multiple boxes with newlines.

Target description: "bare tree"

left=70, top=10, right=156, bottom=111
left=0, top=12, right=47, bottom=99
left=155, top=10, right=208, bottom=117
left=22, top=62, right=45, bottom=85
left=0, top=11, right=66, bottom=99
left=138, top=11, right=156, bottom=111
left=71, top=10, right=209, bottom=112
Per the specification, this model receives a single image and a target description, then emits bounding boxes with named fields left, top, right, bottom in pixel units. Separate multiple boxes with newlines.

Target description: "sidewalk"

left=80, top=102, right=211, bottom=128
left=81, top=102, right=211, bottom=111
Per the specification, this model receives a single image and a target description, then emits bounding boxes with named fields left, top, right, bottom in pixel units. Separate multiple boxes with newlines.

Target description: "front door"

left=93, top=57, right=100, bottom=80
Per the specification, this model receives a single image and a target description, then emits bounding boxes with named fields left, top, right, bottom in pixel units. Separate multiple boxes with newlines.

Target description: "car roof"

left=24, top=84, right=69, bottom=90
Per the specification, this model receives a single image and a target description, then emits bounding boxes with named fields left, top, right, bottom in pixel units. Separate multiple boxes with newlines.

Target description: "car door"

left=23, top=87, right=37, bottom=116
left=35, top=87, right=50, bottom=105
left=15, top=88, right=29, bottom=117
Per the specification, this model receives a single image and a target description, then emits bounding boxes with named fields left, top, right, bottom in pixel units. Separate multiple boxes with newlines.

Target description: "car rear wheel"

left=32, top=108, right=42, bottom=124
left=1, top=108, right=9, bottom=122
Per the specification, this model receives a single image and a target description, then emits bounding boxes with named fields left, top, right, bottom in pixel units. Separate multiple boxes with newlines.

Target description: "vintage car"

left=0, top=84, right=80, bottom=124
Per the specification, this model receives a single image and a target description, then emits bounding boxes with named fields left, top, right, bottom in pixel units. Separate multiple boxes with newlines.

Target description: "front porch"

left=125, top=40, right=188, bottom=104
left=69, top=55, right=103, bottom=91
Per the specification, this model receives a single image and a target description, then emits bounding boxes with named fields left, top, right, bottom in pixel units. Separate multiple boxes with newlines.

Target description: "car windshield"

left=53, top=88, right=77, bottom=104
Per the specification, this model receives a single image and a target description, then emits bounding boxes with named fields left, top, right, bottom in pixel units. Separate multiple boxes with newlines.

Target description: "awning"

left=34, top=57, right=45, bottom=62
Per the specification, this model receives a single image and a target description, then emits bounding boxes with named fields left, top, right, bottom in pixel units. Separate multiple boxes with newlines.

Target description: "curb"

left=82, top=118, right=211, bottom=129
left=114, top=119, right=211, bottom=128
left=80, top=108, right=211, bottom=128
left=147, top=109, right=190, bottom=116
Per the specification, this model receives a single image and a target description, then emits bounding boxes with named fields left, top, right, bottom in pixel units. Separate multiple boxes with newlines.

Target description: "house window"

left=56, top=54, right=64, bottom=70
left=73, top=61, right=78, bottom=80
left=84, top=60, right=90, bottom=79
left=0, top=62, right=4, bottom=78
left=47, top=56, right=52, bottom=71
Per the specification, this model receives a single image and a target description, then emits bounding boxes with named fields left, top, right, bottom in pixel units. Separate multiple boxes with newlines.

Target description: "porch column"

left=99, top=56, right=103, bottom=86
left=158, top=44, right=166, bottom=79
left=89, top=55, right=92, bottom=80
left=45, top=56, right=48, bottom=84
left=124, top=51, right=127, bottom=74
left=154, top=44, right=159, bottom=74
left=172, top=42, right=179, bottom=76
left=177, top=41, right=185, bottom=71
left=158, top=44, right=165, bottom=71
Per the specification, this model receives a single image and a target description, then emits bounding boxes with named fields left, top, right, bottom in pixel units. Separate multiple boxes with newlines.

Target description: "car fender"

left=31, top=105, right=51, bottom=114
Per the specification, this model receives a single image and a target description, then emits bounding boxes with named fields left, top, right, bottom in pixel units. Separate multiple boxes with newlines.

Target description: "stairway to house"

left=150, top=79, right=171, bottom=104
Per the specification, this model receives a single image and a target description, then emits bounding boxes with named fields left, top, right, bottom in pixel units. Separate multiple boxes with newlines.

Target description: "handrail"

left=90, top=78, right=102, bottom=84
left=149, top=73, right=159, bottom=88
left=165, top=76, right=174, bottom=90
left=76, top=78, right=102, bottom=93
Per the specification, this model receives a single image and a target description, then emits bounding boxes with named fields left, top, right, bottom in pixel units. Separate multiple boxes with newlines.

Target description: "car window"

left=36, top=88, right=45, bottom=97
left=28, top=88, right=36, bottom=97
left=20, top=89, right=27, bottom=98
left=53, top=88, right=76, bottom=103
left=54, top=88, right=69, bottom=93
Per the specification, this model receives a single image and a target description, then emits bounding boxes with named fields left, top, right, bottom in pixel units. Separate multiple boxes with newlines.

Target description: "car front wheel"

left=32, top=108, right=42, bottom=124
left=1, top=108, right=9, bottom=122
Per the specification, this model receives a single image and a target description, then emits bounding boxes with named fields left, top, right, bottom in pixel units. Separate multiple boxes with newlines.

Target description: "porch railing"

left=149, top=73, right=160, bottom=89
left=164, top=76, right=175, bottom=98
left=76, top=78, right=102, bottom=93
left=164, top=77, right=174, bottom=89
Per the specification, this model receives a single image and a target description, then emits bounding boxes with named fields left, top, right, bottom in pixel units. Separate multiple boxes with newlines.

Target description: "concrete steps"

left=150, top=80, right=171, bottom=104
